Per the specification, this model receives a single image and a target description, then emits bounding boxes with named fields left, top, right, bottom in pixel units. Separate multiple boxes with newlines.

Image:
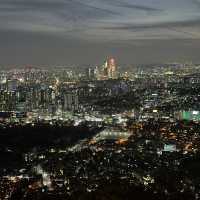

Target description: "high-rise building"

left=99, top=57, right=117, bottom=80
left=86, top=67, right=96, bottom=80
left=63, top=90, right=79, bottom=112
left=107, top=58, right=117, bottom=79
left=6, top=79, right=18, bottom=92
left=94, top=66, right=99, bottom=80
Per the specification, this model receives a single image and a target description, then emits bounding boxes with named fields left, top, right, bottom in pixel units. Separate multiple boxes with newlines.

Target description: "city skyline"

left=0, top=57, right=200, bottom=199
left=1, top=1, right=200, bottom=199
left=1, top=0, right=200, bottom=65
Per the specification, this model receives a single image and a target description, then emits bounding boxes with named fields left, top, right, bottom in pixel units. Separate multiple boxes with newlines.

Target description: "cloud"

left=1, top=0, right=200, bottom=64
left=0, top=0, right=200, bottom=40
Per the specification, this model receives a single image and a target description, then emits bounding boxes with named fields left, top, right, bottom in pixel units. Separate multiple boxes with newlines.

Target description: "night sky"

left=1, top=0, right=200, bottom=65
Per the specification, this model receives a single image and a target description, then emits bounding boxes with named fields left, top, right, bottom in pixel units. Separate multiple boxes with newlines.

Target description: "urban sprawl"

left=0, top=59, right=200, bottom=200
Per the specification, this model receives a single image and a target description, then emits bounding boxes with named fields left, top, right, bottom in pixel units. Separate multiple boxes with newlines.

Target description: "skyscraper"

left=99, top=57, right=117, bottom=80
left=63, top=90, right=79, bottom=112
left=107, top=58, right=117, bottom=79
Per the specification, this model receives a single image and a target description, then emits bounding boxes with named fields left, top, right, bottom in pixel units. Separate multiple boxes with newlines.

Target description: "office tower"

left=86, top=67, right=96, bottom=80
left=7, top=79, right=18, bottom=92
left=64, top=90, right=79, bottom=112
left=100, top=58, right=117, bottom=80
left=94, top=66, right=100, bottom=80
left=108, top=58, right=117, bottom=79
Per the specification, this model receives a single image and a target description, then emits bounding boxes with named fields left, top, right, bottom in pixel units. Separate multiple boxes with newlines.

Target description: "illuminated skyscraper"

left=98, top=57, right=118, bottom=80
left=107, top=58, right=117, bottom=79
left=94, top=66, right=100, bottom=80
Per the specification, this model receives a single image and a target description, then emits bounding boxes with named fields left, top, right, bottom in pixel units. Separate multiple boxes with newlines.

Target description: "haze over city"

left=1, top=0, right=200, bottom=65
